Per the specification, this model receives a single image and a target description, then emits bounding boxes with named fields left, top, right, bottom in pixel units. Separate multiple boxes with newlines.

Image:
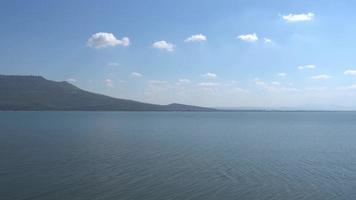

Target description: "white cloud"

left=278, top=73, right=287, bottom=77
left=237, top=33, right=258, bottom=42
left=282, top=12, right=314, bottom=22
left=152, top=40, right=175, bottom=51
left=105, top=79, right=113, bottom=87
left=130, top=72, right=143, bottom=78
left=272, top=81, right=280, bottom=85
left=264, top=38, right=273, bottom=44
left=298, top=65, right=316, bottom=70
left=310, top=74, right=331, bottom=80
left=87, top=32, right=130, bottom=48
left=177, top=78, right=191, bottom=84
left=184, top=34, right=207, bottom=42
left=344, top=70, right=356, bottom=76
left=202, top=72, right=217, bottom=80
left=66, top=78, right=77, bottom=83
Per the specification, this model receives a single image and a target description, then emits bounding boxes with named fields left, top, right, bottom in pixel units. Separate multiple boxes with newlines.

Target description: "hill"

left=0, top=75, right=214, bottom=111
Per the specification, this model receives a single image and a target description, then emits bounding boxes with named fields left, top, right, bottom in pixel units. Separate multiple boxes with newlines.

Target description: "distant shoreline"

left=1, top=109, right=356, bottom=112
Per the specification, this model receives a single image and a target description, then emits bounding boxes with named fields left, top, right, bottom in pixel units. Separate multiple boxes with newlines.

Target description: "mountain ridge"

left=0, top=75, right=214, bottom=111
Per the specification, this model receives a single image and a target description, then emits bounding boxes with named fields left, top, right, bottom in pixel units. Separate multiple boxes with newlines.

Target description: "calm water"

left=1, top=111, right=356, bottom=200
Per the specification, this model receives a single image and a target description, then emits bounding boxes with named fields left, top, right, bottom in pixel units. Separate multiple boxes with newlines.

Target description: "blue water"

left=1, top=111, right=356, bottom=200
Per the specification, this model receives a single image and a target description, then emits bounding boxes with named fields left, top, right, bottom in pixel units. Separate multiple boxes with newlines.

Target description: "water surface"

left=1, top=111, right=356, bottom=200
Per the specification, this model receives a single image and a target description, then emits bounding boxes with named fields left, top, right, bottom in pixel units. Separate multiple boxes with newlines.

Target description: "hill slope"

left=0, top=75, right=214, bottom=111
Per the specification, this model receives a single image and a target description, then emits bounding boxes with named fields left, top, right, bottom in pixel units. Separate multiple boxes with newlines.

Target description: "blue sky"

left=1, top=0, right=356, bottom=109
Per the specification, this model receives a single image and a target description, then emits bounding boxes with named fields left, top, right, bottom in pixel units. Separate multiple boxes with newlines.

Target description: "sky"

left=1, top=0, right=356, bottom=109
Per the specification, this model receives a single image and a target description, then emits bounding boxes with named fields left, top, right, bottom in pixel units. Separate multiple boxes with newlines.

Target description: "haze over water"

left=1, top=111, right=356, bottom=200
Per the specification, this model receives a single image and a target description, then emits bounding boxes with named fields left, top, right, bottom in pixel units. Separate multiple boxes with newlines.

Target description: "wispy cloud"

left=254, top=78, right=299, bottom=93
left=278, top=73, right=287, bottom=77
left=264, top=38, right=273, bottom=44
left=177, top=78, right=191, bottom=84
left=305, top=87, right=328, bottom=92
left=66, top=78, right=77, bottom=83
left=152, top=40, right=175, bottom=51
left=148, top=80, right=168, bottom=84
left=202, top=72, right=218, bottom=80
left=130, top=72, right=143, bottom=78
left=107, top=62, right=119, bottom=67
left=87, top=32, right=129, bottom=48
left=338, top=84, right=356, bottom=90
left=184, top=34, right=207, bottom=42
left=344, top=69, right=356, bottom=76
left=282, top=12, right=314, bottom=22
left=254, top=79, right=265, bottom=85
left=310, top=74, right=331, bottom=80
left=198, top=82, right=220, bottom=87
left=145, top=80, right=171, bottom=97
left=237, top=33, right=258, bottom=42
left=298, top=64, right=316, bottom=70
left=105, top=79, right=114, bottom=87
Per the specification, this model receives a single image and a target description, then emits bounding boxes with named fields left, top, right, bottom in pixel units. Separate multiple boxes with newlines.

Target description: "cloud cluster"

left=87, top=12, right=315, bottom=51
left=87, top=30, right=274, bottom=52
left=86, top=10, right=356, bottom=108
left=237, top=34, right=273, bottom=44
left=87, top=32, right=129, bottom=48
left=254, top=78, right=299, bottom=93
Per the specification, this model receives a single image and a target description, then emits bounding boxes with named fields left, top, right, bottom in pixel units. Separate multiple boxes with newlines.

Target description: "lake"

left=1, top=111, right=356, bottom=200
